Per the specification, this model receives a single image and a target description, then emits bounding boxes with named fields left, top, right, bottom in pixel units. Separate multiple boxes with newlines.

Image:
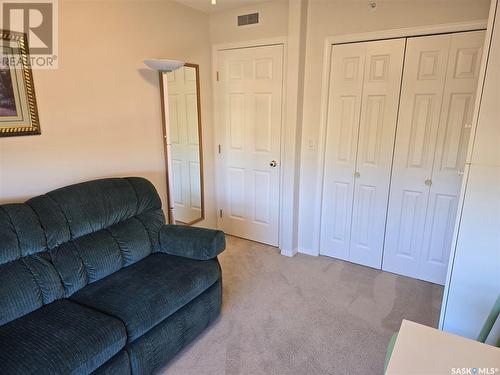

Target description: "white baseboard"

left=298, top=248, right=318, bottom=256
left=280, top=248, right=298, bottom=257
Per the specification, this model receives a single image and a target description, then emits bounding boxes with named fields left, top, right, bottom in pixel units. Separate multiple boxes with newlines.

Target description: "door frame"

left=311, top=20, right=488, bottom=257
left=212, top=37, right=288, bottom=250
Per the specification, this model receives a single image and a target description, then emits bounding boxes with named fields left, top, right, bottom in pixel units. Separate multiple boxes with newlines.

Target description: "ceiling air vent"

left=238, top=12, right=259, bottom=26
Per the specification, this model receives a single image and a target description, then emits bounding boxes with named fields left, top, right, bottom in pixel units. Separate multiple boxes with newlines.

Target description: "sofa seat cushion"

left=0, top=299, right=127, bottom=375
left=70, top=252, right=221, bottom=343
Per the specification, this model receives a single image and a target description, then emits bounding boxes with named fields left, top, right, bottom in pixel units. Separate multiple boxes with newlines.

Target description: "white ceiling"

left=173, top=0, right=269, bottom=14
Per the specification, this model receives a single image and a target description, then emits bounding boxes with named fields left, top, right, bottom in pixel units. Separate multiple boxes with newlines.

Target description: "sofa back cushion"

left=0, top=177, right=165, bottom=325
left=0, top=204, right=64, bottom=325
left=28, top=177, right=165, bottom=296
left=0, top=204, right=46, bottom=263
left=27, top=178, right=161, bottom=247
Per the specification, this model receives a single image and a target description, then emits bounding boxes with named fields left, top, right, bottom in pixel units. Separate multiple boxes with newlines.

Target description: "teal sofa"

left=0, top=177, right=225, bottom=374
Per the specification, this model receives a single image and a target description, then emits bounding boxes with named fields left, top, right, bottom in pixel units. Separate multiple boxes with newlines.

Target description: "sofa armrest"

left=158, top=225, right=226, bottom=260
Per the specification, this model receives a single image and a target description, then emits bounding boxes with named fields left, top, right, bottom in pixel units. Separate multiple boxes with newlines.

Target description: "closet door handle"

left=354, top=171, right=360, bottom=178
left=425, top=179, right=432, bottom=186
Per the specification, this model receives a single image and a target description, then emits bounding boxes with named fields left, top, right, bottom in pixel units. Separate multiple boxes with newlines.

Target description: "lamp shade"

left=144, top=59, right=185, bottom=72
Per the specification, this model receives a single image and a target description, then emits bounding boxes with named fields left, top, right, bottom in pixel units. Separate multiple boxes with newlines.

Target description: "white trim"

left=326, top=20, right=488, bottom=45
left=278, top=41, right=291, bottom=254
left=311, top=20, right=489, bottom=257
left=212, top=37, right=289, bottom=250
left=212, top=36, right=287, bottom=52
left=311, top=37, right=335, bottom=256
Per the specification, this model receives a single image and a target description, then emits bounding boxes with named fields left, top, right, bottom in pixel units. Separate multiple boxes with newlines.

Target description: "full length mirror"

left=163, top=63, right=204, bottom=225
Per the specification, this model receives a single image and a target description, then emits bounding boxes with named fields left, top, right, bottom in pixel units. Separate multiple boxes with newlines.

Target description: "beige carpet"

left=160, top=236, right=443, bottom=375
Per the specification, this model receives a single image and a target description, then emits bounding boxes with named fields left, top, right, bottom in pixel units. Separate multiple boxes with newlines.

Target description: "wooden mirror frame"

left=159, top=63, right=205, bottom=226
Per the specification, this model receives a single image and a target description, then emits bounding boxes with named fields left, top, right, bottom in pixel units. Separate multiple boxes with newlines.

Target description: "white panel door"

left=383, top=31, right=485, bottom=284
left=167, top=67, right=202, bottom=224
left=217, top=45, right=284, bottom=246
left=419, top=31, right=485, bottom=284
left=350, top=39, right=405, bottom=268
left=320, top=39, right=405, bottom=267
left=383, top=34, right=451, bottom=279
left=320, top=43, right=366, bottom=260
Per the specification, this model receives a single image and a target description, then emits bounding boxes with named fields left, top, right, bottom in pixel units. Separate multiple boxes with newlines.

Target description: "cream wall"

left=281, top=0, right=308, bottom=254
left=0, top=0, right=218, bottom=228
left=210, top=0, right=289, bottom=44
left=297, top=0, right=492, bottom=254
left=0, top=0, right=492, bottom=248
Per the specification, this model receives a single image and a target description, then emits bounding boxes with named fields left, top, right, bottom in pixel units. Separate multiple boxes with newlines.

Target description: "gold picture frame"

left=0, top=30, right=40, bottom=137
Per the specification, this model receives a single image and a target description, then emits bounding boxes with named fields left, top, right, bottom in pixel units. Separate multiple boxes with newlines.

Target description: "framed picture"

left=0, top=30, right=40, bottom=137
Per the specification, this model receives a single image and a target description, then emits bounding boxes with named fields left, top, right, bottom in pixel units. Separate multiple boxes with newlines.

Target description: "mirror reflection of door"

left=166, top=64, right=204, bottom=225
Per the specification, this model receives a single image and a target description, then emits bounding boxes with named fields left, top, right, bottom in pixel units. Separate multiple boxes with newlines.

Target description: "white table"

left=386, top=319, right=500, bottom=375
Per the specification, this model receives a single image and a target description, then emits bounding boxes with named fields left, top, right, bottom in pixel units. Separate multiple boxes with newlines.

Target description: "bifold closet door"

left=320, top=39, right=405, bottom=268
left=319, top=42, right=365, bottom=261
left=421, top=31, right=485, bottom=284
left=383, top=31, right=485, bottom=284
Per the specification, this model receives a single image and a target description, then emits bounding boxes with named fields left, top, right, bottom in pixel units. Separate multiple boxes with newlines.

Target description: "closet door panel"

left=383, top=34, right=451, bottom=278
left=419, top=31, right=485, bottom=284
left=320, top=44, right=366, bottom=260
left=350, top=39, right=405, bottom=268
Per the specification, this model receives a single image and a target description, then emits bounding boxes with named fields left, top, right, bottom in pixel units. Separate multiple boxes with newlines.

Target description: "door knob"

left=269, top=160, right=278, bottom=168
left=425, top=179, right=432, bottom=186
left=354, top=171, right=360, bottom=178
